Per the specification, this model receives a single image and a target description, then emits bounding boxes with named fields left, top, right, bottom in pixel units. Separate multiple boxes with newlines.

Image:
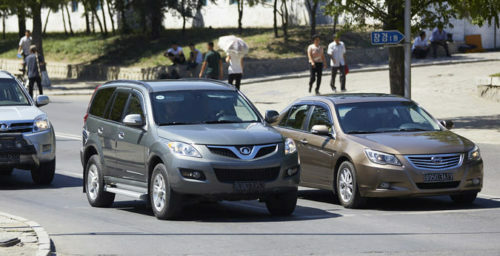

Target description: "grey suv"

left=0, top=71, right=56, bottom=184
left=81, top=79, right=300, bottom=219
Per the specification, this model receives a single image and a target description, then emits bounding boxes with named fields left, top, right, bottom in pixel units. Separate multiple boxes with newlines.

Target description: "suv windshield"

left=152, top=90, right=260, bottom=125
left=336, top=101, right=441, bottom=134
left=0, top=79, right=30, bottom=106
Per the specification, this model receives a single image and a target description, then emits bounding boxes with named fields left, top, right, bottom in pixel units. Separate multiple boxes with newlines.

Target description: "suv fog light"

left=42, top=144, right=51, bottom=152
left=472, top=178, right=480, bottom=185
left=16, top=140, right=24, bottom=148
left=286, top=167, right=299, bottom=176
left=379, top=182, right=391, bottom=189
left=180, top=169, right=206, bottom=181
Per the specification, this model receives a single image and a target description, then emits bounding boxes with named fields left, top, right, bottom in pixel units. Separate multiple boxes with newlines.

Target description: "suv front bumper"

left=0, top=130, right=55, bottom=169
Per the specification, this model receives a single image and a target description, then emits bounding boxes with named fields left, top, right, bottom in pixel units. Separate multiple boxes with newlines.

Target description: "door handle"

left=97, top=127, right=103, bottom=136
left=118, top=132, right=125, bottom=139
left=299, top=139, right=308, bottom=145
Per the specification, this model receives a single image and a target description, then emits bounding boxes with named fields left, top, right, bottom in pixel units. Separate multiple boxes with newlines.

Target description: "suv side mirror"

left=311, top=125, right=331, bottom=136
left=123, top=114, right=145, bottom=127
left=440, top=120, right=454, bottom=129
left=35, top=95, right=50, bottom=107
left=265, top=110, right=279, bottom=123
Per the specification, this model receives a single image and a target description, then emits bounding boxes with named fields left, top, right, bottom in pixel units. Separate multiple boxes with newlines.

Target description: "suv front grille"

left=416, top=181, right=460, bottom=189
left=208, top=144, right=278, bottom=160
left=0, top=121, right=33, bottom=133
left=209, top=147, right=238, bottom=158
left=214, top=167, right=281, bottom=183
left=406, top=154, right=463, bottom=170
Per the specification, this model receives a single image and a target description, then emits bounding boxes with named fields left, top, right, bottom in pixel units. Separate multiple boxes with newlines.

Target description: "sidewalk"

left=42, top=51, right=500, bottom=96
left=0, top=212, right=51, bottom=256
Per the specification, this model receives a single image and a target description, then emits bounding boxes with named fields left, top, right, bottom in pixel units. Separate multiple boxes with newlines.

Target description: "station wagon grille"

left=214, top=167, right=280, bottom=183
left=406, top=154, right=463, bottom=170
left=0, top=121, right=33, bottom=133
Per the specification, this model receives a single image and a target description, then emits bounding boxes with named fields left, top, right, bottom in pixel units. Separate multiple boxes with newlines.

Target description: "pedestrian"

left=430, top=23, right=451, bottom=58
left=187, top=43, right=203, bottom=72
left=25, top=45, right=45, bottom=98
left=226, top=52, right=244, bottom=90
left=18, top=30, right=32, bottom=75
left=412, top=31, right=430, bottom=59
left=199, top=42, right=223, bottom=80
left=164, top=42, right=186, bottom=65
left=307, top=34, right=326, bottom=95
left=327, top=33, right=347, bottom=92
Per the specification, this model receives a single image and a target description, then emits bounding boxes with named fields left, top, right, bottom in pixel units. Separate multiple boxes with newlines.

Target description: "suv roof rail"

left=103, top=78, right=235, bottom=90
left=103, top=80, right=153, bottom=91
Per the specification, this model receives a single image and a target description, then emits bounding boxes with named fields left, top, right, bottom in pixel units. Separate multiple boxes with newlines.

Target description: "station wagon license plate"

left=0, top=154, right=20, bottom=163
left=423, top=173, right=453, bottom=183
left=233, top=182, right=265, bottom=193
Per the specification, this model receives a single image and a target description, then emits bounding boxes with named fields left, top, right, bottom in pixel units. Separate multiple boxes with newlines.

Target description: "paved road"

left=1, top=61, right=500, bottom=255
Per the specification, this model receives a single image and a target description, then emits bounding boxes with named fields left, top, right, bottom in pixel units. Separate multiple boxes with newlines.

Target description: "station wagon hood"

left=0, top=106, right=44, bottom=121
left=350, top=131, right=475, bottom=155
left=157, top=122, right=283, bottom=145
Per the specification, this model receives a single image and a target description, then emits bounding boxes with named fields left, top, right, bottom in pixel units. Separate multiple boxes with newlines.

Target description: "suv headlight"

left=365, top=149, right=401, bottom=166
left=33, top=115, right=50, bottom=132
left=284, top=138, right=297, bottom=155
left=167, top=142, right=201, bottom=158
left=468, top=145, right=481, bottom=161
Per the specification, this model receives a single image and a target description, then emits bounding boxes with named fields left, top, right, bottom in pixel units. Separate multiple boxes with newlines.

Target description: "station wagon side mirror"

left=123, top=114, right=145, bottom=127
left=440, top=120, right=454, bottom=130
left=265, top=110, right=280, bottom=123
left=311, top=125, right=331, bottom=136
left=35, top=95, right=50, bottom=107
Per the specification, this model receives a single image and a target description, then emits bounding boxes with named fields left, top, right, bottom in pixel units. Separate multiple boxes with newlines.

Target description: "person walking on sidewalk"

left=25, top=45, right=45, bottom=98
left=430, top=24, right=451, bottom=58
left=327, top=33, right=347, bottom=92
left=226, top=52, right=244, bottom=90
left=307, top=34, right=326, bottom=95
left=199, top=42, right=223, bottom=80
left=18, top=30, right=31, bottom=76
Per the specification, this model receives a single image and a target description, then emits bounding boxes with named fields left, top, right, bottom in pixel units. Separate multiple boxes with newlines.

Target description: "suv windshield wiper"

left=346, top=130, right=376, bottom=134
left=203, top=120, right=259, bottom=124
left=159, top=122, right=197, bottom=126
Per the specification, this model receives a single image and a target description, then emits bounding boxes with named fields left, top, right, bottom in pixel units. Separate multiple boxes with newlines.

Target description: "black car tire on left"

left=0, top=167, right=14, bottom=176
left=265, top=189, right=298, bottom=216
left=31, top=158, right=56, bottom=185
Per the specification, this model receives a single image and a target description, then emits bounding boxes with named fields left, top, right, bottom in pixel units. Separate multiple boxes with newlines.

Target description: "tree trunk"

left=385, top=0, right=405, bottom=96
left=91, top=12, right=96, bottom=33
left=237, top=0, right=243, bottom=34
left=332, top=14, right=338, bottom=34
left=182, top=15, right=186, bottom=34
left=92, top=7, right=105, bottom=34
left=100, top=0, right=109, bottom=34
left=150, top=0, right=163, bottom=39
left=43, top=9, right=51, bottom=35
left=65, top=4, right=74, bottom=34
left=61, top=4, right=68, bottom=35
left=281, top=0, right=288, bottom=41
left=2, top=13, right=5, bottom=40
left=273, top=0, right=278, bottom=37
left=106, top=0, right=116, bottom=34
left=31, top=1, right=44, bottom=55
left=305, top=0, right=318, bottom=38
left=84, top=1, right=91, bottom=34
left=17, top=5, right=26, bottom=38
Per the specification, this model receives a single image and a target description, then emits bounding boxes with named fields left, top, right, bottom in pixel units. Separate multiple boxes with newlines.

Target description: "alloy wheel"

left=339, top=168, right=353, bottom=203
left=87, top=164, right=99, bottom=200
left=153, top=174, right=167, bottom=212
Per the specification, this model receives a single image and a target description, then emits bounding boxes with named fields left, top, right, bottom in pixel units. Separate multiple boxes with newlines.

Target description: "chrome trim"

left=207, top=144, right=278, bottom=160
left=405, top=153, right=463, bottom=171
left=0, top=120, right=34, bottom=133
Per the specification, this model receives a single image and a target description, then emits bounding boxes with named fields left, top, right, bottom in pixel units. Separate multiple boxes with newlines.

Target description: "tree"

left=278, top=0, right=289, bottom=41
left=234, top=0, right=260, bottom=34
left=324, top=0, right=500, bottom=96
left=305, top=0, right=323, bottom=38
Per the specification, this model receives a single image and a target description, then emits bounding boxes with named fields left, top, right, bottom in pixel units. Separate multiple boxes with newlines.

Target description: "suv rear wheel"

left=150, top=163, right=182, bottom=220
left=85, top=155, right=115, bottom=207
left=265, top=189, right=298, bottom=216
left=0, top=167, right=13, bottom=176
left=31, top=158, right=55, bottom=185
left=336, top=161, right=366, bottom=208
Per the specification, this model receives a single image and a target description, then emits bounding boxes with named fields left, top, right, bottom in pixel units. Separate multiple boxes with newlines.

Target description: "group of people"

left=164, top=41, right=244, bottom=90
left=307, top=33, right=347, bottom=95
left=18, top=30, right=46, bottom=98
left=412, top=24, right=451, bottom=59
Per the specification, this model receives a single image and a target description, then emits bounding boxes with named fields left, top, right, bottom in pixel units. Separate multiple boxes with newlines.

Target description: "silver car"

left=0, top=71, right=56, bottom=184
left=81, top=79, right=299, bottom=219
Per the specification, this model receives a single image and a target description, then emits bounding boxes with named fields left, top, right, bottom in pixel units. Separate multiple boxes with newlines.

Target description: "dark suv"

left=81, top=79, right=300, bottom=219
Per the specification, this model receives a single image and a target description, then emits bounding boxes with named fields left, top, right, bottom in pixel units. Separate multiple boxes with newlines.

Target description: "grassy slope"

left=0, top=26, right=371, bottom=67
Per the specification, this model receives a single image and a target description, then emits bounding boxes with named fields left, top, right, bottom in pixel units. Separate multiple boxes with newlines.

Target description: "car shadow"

left=451, top=114, right=500, bottom=131
left=112, top=199, right=340, bottom=222
left=0, top=170, right=81, bottom=190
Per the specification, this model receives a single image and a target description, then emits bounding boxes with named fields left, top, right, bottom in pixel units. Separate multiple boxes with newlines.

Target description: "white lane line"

left=56, top=132, right=81, bottom=141
left=57, top=170, right=83, bottom=179
left=479, top=193, right=500, bottom=199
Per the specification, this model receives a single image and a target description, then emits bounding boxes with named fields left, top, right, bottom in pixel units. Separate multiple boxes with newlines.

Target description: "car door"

left=115, top=91, right=148, bottom=182
left=298, top=105, right=337, bottom=188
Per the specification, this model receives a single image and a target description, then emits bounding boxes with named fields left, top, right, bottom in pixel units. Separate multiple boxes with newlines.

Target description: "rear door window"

left=279, top=104, right=310, bottom=130
left=108, top=91, right=130, bottom=122
left=89, top=87, right=116, bottom=118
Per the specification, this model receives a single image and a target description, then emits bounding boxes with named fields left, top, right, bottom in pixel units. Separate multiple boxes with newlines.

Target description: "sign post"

left=404, top=0, right=411, bottom=99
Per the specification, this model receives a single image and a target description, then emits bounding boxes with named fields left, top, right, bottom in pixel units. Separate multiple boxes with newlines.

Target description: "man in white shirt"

left=412, top=31, right=429, bottom=59
left=327, top=33, right=347, bottom=92
left=18, top=30, right=32, bottom=75
left=164, top=42, right=186, bottom=65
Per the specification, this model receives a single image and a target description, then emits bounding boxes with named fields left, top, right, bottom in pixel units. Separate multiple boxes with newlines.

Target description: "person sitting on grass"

left=164, top=42, right=186, bottom=65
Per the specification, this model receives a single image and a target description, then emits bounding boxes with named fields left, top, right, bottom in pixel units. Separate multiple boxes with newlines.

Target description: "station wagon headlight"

left=365, top=149, right=401, bottom=166
left=468, top=145, right=481, bottom=161
left=33, top=115, right=50, bottom=132
left=167, top=142, right=201, bottom=158
left=284, top=138, right=297, bottom=155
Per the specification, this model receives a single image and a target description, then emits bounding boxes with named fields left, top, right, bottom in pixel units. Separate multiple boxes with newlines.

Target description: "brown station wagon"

left=265, top=93, right=483, bottom=208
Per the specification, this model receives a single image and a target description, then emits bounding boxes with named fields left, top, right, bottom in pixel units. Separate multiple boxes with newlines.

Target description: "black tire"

left=85, top=155, right=115, bottom=207
left=0, top=167, right=14, bottom=176
left=336, top=161, right=366, bottom=209
left=450, top=192, right=478, bottom=204
left=31, top=158, right=55, bottom=185
left=149, top=163, right=183, bottom=220
left=265, top=189, right=298, bottom=216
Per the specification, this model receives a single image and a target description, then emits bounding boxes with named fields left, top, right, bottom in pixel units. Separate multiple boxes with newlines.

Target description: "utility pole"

left=404, top=0, right=411, bottom=99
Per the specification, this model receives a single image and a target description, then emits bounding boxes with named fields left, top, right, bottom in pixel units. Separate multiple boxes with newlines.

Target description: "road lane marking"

left=56, top=132, right=81, bottom=141
left=56, top=169, right=83, bottom=179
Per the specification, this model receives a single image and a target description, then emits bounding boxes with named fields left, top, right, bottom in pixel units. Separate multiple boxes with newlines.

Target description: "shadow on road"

left=0, top=170, right=81, bottom=190
left=452, top=114, right=500, bottom=131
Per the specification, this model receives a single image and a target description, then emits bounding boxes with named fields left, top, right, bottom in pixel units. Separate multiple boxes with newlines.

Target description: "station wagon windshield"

left=336, top=101, right=441, bottom=134
left=0, top=79, right=30, bottom=106
left=152, top=90, right=260, bottom=125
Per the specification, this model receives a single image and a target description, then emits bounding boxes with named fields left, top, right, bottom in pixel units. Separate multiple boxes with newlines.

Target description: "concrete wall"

left=447, top=18, right=500, bottom=49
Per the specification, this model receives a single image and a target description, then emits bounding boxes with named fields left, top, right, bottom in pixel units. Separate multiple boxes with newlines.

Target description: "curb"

left=0, top=211, right=51, bottom=256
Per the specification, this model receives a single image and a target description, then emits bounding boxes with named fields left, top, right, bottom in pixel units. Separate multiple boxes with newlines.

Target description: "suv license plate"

left=424, top=173, right=453, bottom=183
left=0, top=154, right=20, bottom=163
left=233, top=182, right=265, bottom=193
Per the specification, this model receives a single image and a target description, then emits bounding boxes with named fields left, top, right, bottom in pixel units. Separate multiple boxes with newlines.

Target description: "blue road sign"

left=371, top=31, right=405, bottom=45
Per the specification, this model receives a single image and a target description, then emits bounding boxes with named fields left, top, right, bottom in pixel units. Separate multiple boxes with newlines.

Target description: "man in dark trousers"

left=430, top=24, right=451, bottom=58
left=25, top=45, right=45, bottom=98
left=199, top=42, right=223, bottom=80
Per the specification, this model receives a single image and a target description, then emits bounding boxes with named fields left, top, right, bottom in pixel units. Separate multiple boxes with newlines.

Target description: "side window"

left=279, top=104, right=310, bottom=130
left=123, top=93, right=144, bottom=119
left=109, top=91, right=130, bottom=122
left=308, top=106, right=332, bottom=131
left=89, top=87, right=115, bottom=118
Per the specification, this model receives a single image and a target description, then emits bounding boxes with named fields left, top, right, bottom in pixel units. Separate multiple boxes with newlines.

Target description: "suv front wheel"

left=85, top=155, right=115, bottom=207
left=31, top=158, right=56, bottom=185
left=0, top=167, right=13, bottom=176
left=150, top=163, right=183, bottom=220
left=265, top=189, right=298, bottom=216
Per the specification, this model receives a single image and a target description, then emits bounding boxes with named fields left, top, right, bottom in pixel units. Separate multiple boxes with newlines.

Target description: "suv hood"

left=349, top=131, right=475, bottom=155
left=157, top=122, right=283, bottom=145
left=0, top=106, right=44, bottom=121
